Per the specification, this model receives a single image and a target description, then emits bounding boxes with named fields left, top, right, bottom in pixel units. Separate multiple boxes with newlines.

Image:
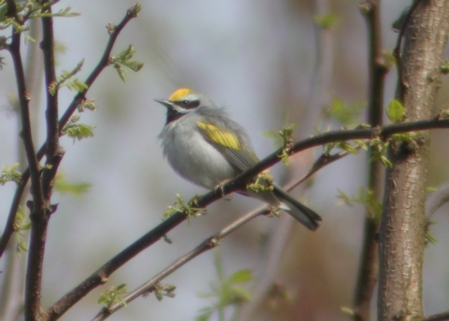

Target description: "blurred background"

left=1, top=0, right=449, bottom=320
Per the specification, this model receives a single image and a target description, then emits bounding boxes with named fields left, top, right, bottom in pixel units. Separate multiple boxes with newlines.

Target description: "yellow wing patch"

left=169, top=88, right=193, bottom=101
left=197, top=121, right=243, bottom=150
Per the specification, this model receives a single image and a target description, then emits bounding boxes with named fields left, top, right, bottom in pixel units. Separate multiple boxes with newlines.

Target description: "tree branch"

left=393, top=0, right=424, bottom=96
left=424, top=311, right=449, bottom=321
left=23, top=4, right=62, bottom=320
left=353, top=1, right=387, bottom=320
left=42, top=116, right=449, bottom=320
left=91, top=146, right=356, bottom=320
left=5, top=3, right=49, bottom=319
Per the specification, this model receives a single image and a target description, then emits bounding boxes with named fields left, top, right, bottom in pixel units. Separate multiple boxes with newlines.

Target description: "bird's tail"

left=272, top=184, right=322, bottom=231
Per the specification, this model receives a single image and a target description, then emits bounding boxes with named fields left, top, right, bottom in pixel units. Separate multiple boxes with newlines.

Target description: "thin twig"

left=0, top=4, right=139, bottom=259
left=424, top=311, right=449, bottom=321
left=5, top=3, right=48, bottom=319
left=92, top=207, right=266, bottom=321
left=425, top=181, right=449, bottom=218
left=44, top=116, right=449, bottom=320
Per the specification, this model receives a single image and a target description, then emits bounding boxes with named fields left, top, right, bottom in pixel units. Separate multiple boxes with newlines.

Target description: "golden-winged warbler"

left=156, top=88, right=321, bottom=230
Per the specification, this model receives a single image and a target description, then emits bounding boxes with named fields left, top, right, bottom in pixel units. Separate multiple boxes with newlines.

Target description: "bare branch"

left=425, top=181, right=449, bottom=217
left=424, top=311, right=449, bottom=321
left=92, top=207, right=265, bottom=321
left=353, top=1, right=388, bottom=320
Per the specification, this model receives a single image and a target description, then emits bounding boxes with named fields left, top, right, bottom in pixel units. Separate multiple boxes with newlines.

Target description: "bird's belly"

left=163, top=129, right=237, bottom=189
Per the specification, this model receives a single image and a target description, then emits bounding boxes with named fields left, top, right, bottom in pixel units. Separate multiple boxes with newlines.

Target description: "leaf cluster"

left=337, top=188, right=382, bottom=221
left=49, top=60, right=88, bottom=95
left=14, top=206, right=31, bottom=254
left=149, top=283, right=176, bottom=301
left=163, top=194, right=206, bottom=221
left=110, top=45, right=144, bottom=82
left=54, top=173, right=91, bottom=198
left=61, top=115, right=95, bottom=143
left=98, top=284, right=128, bottom=310
left=246, top=170, right=274, bottom=193
left=0, top=163, right=21, bottom=185
left=196, top=252, right=253, bottom=321
left=324, top=98, right=366, bottom=126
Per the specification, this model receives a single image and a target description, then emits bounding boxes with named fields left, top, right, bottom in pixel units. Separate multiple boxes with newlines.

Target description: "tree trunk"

left=378, top=1, right=449, bottom=320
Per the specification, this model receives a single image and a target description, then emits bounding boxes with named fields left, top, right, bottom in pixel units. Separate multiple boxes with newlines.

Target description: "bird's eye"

left=182, top=99, right=200, bottom=109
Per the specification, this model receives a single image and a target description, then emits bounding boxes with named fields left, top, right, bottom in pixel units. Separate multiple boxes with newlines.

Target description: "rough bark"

left=378, top=1, right=449, bottom=321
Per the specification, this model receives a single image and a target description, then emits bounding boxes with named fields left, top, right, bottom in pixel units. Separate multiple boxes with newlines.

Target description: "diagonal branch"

left=91, top=149, right=353, bottom=320
left=43, top=116, right=449, bottom=321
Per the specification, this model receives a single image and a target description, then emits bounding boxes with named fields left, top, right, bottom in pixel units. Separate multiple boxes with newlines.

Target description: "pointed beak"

left=154, top=99, right=173, bottom=109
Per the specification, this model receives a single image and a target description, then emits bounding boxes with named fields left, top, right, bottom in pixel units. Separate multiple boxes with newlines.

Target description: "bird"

left=155, top=88, right=321, bottom=230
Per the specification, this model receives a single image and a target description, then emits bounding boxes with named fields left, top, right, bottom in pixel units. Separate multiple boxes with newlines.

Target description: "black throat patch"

left=165, top=107, right=185, bottom=124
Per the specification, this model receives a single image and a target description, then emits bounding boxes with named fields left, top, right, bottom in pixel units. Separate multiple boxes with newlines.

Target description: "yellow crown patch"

left=169, top=88, right=193, bottom=101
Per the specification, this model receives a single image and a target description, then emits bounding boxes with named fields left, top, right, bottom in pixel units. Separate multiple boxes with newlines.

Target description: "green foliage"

left=264, top=283, right=293, bottom=308
left=150, top=283, right=176, bottom=301
left=61, top=115, right=95, bottom=142
left=425, top=221, right=438, bottom=245
left=386, top=99, right=405, bottom=123
left=246, top=170, right=274, bottom=193
left=340, top=306, right=356, bottom=317
left=369, top=137, right=392, bottom=167
left=77, top=98, right=97, bottom=112
left=337, top=188, right=382, bottom=221
left=382, top=50, right=396, bottom=69
left=440, top=60, right=449, bottom=74
left=0, top=163, right=22, bottom=185
left=98, top=284, right=128, bottom=309
left=54, top=173, right=91, bottom=198
left=436, top=108, right=449, bottom=119
left=275, top=123, right=297, bottom=164
left=49, top=60, right=87, bottom=95
left=14, top=206, right=31, bottom=255
left=197, top=252, right=253, bottom=321
left=322, top=133, right=367, bottom=157
left=0, top=1, right=78, bottom=32
left=110, top=45, right=144, bottom=82
left=324, top=98, right=366, bottom=125
left=163, top=194, right=206, bottom=222
left=313, top=13, right=338, bottom=29
left=30, top=5, right=79, bottom=19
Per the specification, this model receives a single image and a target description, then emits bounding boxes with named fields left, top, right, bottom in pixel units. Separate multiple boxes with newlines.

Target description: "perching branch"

left=0, top=4, right=140, bottom=259
left=92, top=153, right=352, bottom=320
left=43, top=115, right=449, bottom=320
